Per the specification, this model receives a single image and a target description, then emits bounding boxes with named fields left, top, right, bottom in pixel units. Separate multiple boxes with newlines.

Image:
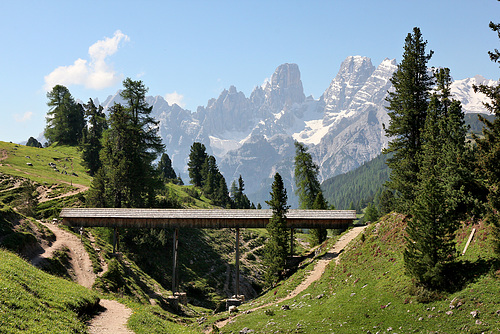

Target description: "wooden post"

left=462, top=228, right=476, bottom=255
left=113, top=227, right=117, bottom=253
left=172, top=228, right=179, bottom=293
left=290, top=228, right=294, bottom=258
left=235, top=227, right=240, bottom=297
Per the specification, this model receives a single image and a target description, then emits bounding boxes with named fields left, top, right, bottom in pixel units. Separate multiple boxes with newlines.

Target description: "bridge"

left=60, top=208, right=356, bottom=301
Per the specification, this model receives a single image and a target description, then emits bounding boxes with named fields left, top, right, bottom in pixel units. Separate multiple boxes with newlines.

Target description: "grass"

left=0, top=141, right=92, bottom=188
left=125, top=300, right=202, bottom=334
left=0, top=249, right=100, bottom=333
left=168, top=183, right=214, bottom=208
left=218, top=214, right=500, bottom=333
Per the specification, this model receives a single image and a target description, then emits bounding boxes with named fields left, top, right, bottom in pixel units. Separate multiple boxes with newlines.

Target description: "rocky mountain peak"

left=338, top=56, right=375, bottom=81
left=321, top=56, right=376, bottom=113
left=264, top=63, right=305, bottom=111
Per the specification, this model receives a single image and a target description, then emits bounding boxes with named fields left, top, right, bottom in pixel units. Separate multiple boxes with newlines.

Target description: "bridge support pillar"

left=172, top=228, right=179, bottom=293
left=235, top=227, right=240, bottom=297
left=112, top=227, right=118, bottom=253
left=290, top=228, right=294, bottom=258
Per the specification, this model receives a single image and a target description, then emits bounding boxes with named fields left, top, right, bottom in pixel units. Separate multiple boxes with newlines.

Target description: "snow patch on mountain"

left=451, top=75, right=496, bottom=113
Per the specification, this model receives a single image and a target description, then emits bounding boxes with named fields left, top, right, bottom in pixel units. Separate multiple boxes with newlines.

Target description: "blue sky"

left=1, top=0, right=499, bottom=143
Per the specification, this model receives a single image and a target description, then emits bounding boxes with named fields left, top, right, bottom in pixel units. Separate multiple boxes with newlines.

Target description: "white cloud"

left=44, top=30, right=130, bottom=91
left=14, top=111, right=33, bottom=122
left=164, top=91, right=186, bottom=108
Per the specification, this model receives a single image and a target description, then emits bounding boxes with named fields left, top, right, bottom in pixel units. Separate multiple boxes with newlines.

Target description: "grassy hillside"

left=0, top=248, right=100, bottom=333
left=219, top=215, right=500, bottom=333
left=0, top=141, right=92, bottom=188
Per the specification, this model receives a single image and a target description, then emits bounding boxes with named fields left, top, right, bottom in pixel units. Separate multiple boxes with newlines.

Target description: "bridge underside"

left=60, top=208, right=356, bottom=229
left=59, top=208, right=357, bottom=299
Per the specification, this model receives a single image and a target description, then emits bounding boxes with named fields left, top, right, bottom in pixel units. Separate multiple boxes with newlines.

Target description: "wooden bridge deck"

left=60, top=208, right=356, bottom=229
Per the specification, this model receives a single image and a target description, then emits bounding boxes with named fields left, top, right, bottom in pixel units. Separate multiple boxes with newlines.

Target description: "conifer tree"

left=311, top=191, right=328, bottom=242
left=384, top=27, right=434, bottom=213
left=188, top=142, right=208, bottom=187
left=81, top=98, right=107, bottom=176
left=294, top=141, right=327, bottom=245
left=45, top=85, right=85, bottom=146
left=157, top=152, right=177, bottom=182
left=202, top=155, right=219, bottom=196
left=87, top=79, right=164, bottom=208
left=405, top=91, right=454, bottom=289
left=474, top=19, right=500, bottom=254
left=264, top=173, right=290, bottom=286
left=404, top=68, right=472, bottom=289
left=231, top=175, right=251, bottom=209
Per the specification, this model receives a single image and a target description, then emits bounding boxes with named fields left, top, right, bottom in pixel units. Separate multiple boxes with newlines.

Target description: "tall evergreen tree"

left=121, top=78, right=164, bottom=207
left=188, top=142, right=208, bottom=187
left=157, top=152, right=177, bottom=181
left=86, top=79, right=164, bottom=208
left=45, top=85, right=85, bottom=146
left=405, top=90, right=454, bottom=289
left=383, top=27, right=434, bottom=213
left=81, top=98, right=107, bottom=176
left=294, top=141, right=327, bottom=245
left=404, top=68, right=472, bottom=289
left=474, top=19, right=500, bottom=254
left=202, top=155, right=219, bottom=196
left=264, top=173, right=290, bottom=286
left=231, top=175, right=251, bottom=209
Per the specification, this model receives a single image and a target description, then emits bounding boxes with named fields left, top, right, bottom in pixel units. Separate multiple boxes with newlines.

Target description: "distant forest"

left=322, top=112, right=494, bottom=211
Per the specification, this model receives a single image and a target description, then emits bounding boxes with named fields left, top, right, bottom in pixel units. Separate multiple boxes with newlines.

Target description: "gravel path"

left=87, top=299, right=134, bottom=334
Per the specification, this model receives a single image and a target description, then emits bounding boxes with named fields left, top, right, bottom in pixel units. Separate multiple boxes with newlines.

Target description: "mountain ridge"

left=98, top=56, right=497, bottom=206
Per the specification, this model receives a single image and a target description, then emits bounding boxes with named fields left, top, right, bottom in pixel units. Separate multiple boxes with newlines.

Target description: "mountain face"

left=100, top=57, right=495, bottom=207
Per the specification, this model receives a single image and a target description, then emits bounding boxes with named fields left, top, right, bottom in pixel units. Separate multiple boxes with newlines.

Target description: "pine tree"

left=383, top=27, right=434, bottom=213
left=120, top=78, right=164, bottom=207
left=45, top=85, right=85, bottom=146
left=294, top=142, right=322, bottom=209
left=188, top=142, right=208, bottom=187
left=311, top=192, right=328, bottom=242
left=377, top=189, right=395, bottom=216
left=231, top=175, right=251, bottom=209
left=87, top=79, right=164, bottom=208
left=294, top=141, right=327, bottom=245
left=473, top=20, right=500, bottom=254
left=157, top=152, right=177, bottom=182
left=405, top=92, right=454, bottom=289
left=264, top=173, right=290, bottom=286
left=202, top=155, right=219, bottom=197
left=404, top=68, right=471, bottom=289
left=81, top=98, right=107, bottom=176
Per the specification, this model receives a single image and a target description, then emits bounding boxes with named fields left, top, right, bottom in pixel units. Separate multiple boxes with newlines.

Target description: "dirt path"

left=32, top=221, right=96, bottom=288
left=37, top=182, right=89, bottom=203
left=31, top=222, right=134, bottom=333
left=210, top=225, right=367, bottom=332
left=87, top=299, right=134, bottom=334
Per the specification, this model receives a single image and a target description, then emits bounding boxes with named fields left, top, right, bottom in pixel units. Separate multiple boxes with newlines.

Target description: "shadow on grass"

left=444, top=257, right=500, bottom=293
